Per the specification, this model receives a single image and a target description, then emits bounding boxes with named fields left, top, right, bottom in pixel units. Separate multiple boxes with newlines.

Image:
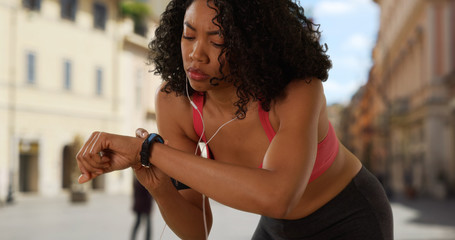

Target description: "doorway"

left=19, top=140, right=39, bottom=193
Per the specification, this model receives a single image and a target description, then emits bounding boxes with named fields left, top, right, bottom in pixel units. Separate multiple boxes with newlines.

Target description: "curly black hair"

left=148, top=0, right=332, bottom=118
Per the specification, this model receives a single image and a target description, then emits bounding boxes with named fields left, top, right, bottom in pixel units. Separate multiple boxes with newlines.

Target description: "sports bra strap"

left=192, top=93, right=206, bottom=142
left=258, top=102, right=275, bottom=142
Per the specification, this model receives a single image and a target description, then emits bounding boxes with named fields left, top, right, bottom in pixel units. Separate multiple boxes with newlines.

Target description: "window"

left=95, top=68, right=103, bottom=95
left=23, top=0, right=41, bottom=11
left=63, top=60, right=72, bottom=90
left=26, top=52, right=36, bottom=84
left=93, top=3, right=107, bottom=30
left=134, top=21, right=147, bottom=37
left=61, top=0, right=77, bottom=21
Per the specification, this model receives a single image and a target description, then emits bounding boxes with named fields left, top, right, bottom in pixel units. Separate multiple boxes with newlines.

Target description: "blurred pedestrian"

left=131, top=177, right=153, bottom=240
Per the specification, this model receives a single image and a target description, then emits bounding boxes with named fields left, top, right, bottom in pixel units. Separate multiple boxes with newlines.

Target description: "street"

left=1, top=192, right=454, bottom=240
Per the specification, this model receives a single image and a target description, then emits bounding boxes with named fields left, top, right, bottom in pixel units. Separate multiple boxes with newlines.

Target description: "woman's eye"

left=182, top=35, right=194, bottom=40
left=211, top=42, right=224, bottom=48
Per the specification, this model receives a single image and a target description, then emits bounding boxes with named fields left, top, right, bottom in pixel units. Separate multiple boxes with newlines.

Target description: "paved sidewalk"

left=391, top=196, right=455, bottom=240
left=1, top=192, right=454, bottom=240
left=0, top=192, right=259, bottom=240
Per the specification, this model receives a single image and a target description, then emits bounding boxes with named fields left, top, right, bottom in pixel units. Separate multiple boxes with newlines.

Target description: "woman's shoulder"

left=155, top=84, right=192, bottom=112
left=267, top=78, right=326, bottom=127
left=274, top=78, right=325, bottom=110
left=271, top=78, right=328, bottom=139
left=155, top=84, right=196, bottom=136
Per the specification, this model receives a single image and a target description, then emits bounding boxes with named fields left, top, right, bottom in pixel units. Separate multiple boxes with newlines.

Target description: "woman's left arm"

left=150, top=79, right=325, bottom=219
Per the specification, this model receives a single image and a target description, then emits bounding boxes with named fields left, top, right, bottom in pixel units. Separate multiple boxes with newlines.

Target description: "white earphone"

left=185, top=77, right=210, bottom=240
left=160, top=78, right=236, bottom=240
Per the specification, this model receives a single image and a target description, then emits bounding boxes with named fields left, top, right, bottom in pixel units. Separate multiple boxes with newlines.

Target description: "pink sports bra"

left=192, top=93, right=339, bottom=183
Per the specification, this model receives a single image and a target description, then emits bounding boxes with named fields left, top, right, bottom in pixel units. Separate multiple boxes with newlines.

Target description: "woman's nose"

left=189, top=41, right=208, bottom=63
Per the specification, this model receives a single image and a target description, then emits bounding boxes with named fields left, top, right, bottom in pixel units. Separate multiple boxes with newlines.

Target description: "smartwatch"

left=139, top=133, right=190, bottom=190
left=140, top=133, right=164, bottom=168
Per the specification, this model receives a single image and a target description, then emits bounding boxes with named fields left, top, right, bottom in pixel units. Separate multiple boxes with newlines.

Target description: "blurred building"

left=326, top=103, right=345, bottom=138
left=344, top=0, right=455, bottom=199
left=0, top=0, right=167, bottom=202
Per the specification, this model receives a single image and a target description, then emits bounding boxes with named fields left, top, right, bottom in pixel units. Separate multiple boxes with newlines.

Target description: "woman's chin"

left=189, top=81, right=209, bottom=92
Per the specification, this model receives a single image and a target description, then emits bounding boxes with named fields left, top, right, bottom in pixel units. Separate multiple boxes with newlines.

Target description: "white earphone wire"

left=160, top=78, right=205, bottom=240
left=186, top=78, right=206, bottom=155
left=186, top=78, right=210, bottom=240
left=185, top=78, right=238, bottom=240
left=159, top=78, right=236, bottom=240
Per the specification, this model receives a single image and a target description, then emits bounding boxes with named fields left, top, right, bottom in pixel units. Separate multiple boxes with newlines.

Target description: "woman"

left=76, top=0, right=393, bottom=239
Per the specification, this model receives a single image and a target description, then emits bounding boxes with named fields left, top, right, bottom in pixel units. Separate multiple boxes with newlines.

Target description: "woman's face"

left=181, top=0, right=227, bottom=92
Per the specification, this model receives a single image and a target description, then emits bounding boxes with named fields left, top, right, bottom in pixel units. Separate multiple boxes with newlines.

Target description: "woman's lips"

left=188, top=68, right=210, bottom=81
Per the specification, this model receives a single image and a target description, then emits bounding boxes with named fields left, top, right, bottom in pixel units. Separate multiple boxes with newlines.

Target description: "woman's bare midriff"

left=284, top=143, right=363, bottom=219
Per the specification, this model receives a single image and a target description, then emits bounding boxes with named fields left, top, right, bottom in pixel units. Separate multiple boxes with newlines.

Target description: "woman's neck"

left=205, top=84, right=240, bottom=117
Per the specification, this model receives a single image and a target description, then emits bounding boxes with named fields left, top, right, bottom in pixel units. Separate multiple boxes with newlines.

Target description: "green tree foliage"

left=120, top=1, right=151, bottom=36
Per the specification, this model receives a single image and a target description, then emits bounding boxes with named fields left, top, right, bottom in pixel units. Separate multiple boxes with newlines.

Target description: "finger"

left=78, top=172, right=102, bottom=184
left=92, top=158, right=110, bottom=169
left=81, top=132, right=100, bottom=157
left=78, top=151, right=109, bottom=173
left=77, top=162, right=91, bottom=184
left=78, top=151, right=106, bottom=176
left=76, top=158, right=94, bottom=184
left=80, top=158, right=105, bottom=176
left=76, top=132, right=106, bottom=184
left=76, top=132, right=94, bottom=158
left=84, top=151, right=106, bottom=172
left=94, top=151, right=110, bottom=164
left=135, top=128, right=149, bottom=138
left=76, top=147, right=91, bottom=182
left=78, top=174, right=89, bottom=184
left=88, top=132, right=102, bottom=154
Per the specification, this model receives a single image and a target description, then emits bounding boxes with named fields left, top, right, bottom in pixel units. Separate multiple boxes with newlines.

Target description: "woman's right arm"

left=136, top=88, right=212, bottom=240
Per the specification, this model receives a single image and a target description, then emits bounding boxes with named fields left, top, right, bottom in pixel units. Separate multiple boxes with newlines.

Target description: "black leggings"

left=252, top=167, right=393, bottom=240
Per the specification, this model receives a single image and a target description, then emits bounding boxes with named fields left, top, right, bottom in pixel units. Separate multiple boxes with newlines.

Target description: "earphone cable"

left=183, top=78, right=237, bottom=240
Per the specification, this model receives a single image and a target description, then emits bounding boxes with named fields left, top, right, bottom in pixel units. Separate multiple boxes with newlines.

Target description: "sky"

left=298, top=0, right=380, bottom=105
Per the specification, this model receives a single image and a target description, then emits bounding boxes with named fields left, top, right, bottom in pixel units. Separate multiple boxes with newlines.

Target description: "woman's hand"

left=76, top=132, right=142, bottom=183
left=133, top=128, right=171, bottom=192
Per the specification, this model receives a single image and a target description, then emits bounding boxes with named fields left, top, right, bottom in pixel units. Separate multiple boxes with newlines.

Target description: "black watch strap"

left=171, top=178, right=191, bottom=190
left=140, top=133, right=164, bottom=168
left=139, top=133, right=191, bottom=191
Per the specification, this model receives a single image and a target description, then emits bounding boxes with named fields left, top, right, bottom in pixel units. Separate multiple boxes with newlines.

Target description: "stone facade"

left=0, top=0, right=165, bottom=201
left=344, top=0, right=455, bottom=199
